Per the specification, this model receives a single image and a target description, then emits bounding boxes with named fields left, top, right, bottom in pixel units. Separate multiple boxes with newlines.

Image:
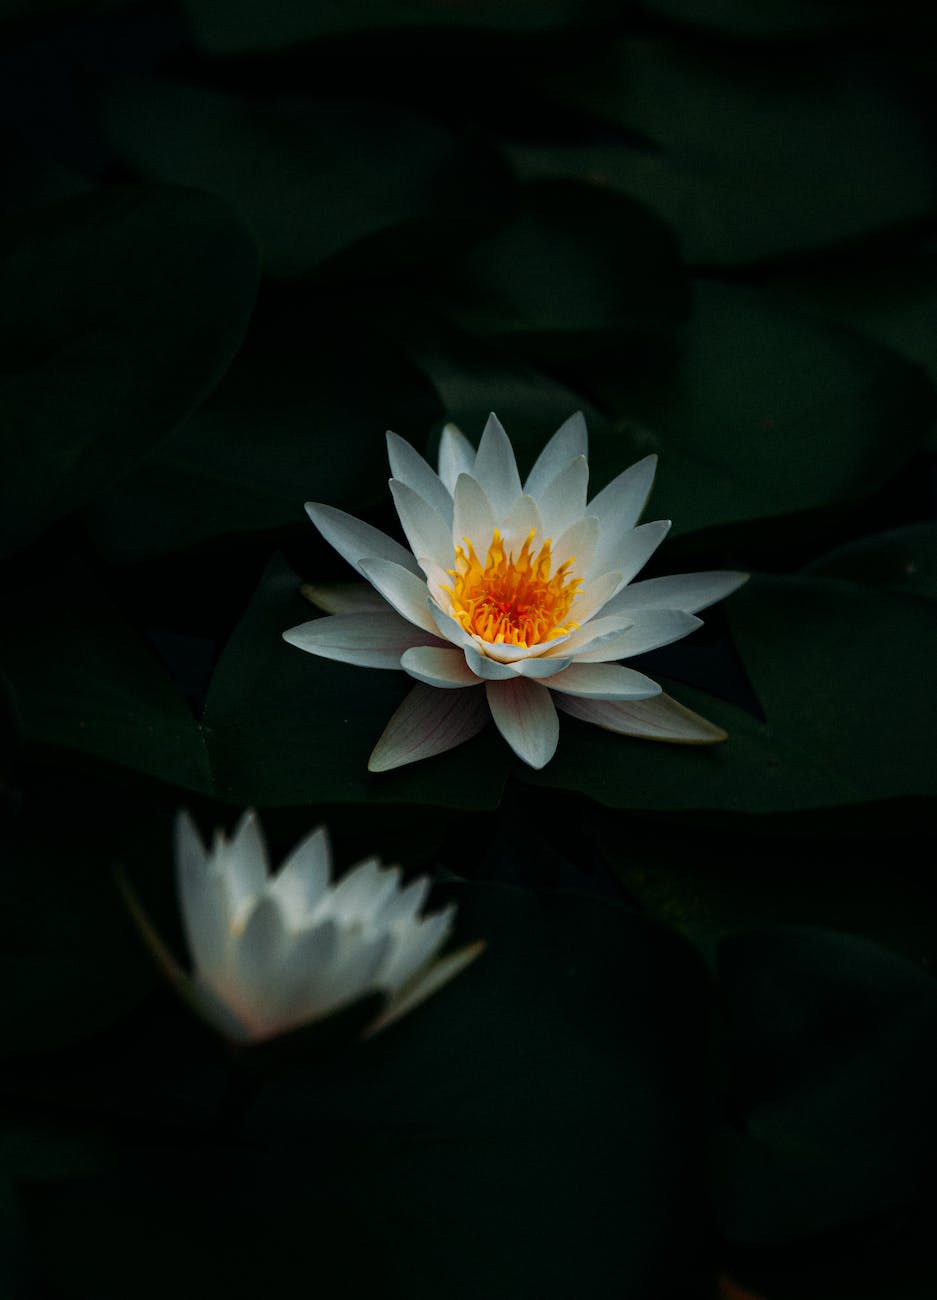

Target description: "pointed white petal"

left=499, top=494, right=544, bottom=553
left=219, top=811, right=269, bottom=925
left=464, top=645, right=515, bottom=680
left=175, top=812, right=232, bottom=981
left=595, top=519, right=672, bottom=589
left=306, top=502, right=420, bottom=577
left=420, top=556, right=456, bottom=607
left=401, top=646, right=480, bottom=688
left=473, top=413, right=522, bottom=518
left=485, top=677, right=559, bottom=768
left=230, top=894, right=288, bottom=1025
left=325, top=859, right=400, bottom=927
left=366, top=940, right=485, bottom=1037
left=555, top=691, right=728, bottom=743
left=378, top=905, right=455, bottom=989
left=257, top=918, right=339, bottom=1030
left=541, top=613, right=633, bottom=656
left=320, top=927, right=393, bottom=1011
left=509, top=655, right=574, bottom=679
left=427, top=598, right=477, bottom=650
left=452, top=473, right=495, bottom=551
left=269, top=826, right=332, bottom=922
left=358, top=558, right=438, bottom=634
left=534, top=456, right=589, bottom=537
left=386, top=431, right=454, bottom=525
left=368, top=683, right=489, bottom=771
left=569, top=570, right=622, bottom=625
left=437, top=421, right=476, bottom=494
left=587, top=456, right=658, bottom=570
left=283, top=612, right=439, bottom=669
left=377, top=875, right=430, bottom=928
left=390, top=480, right=452, bottom=567
left=300, top=582, right=386, bottom=614
left=553, top=514, right=599, bottom=578
left=573, top=609, right=702, bottom=662
left=546, top=662, right=661, bottom=701
left=600, top=570, right=750, bottom=619
left=523, top=411, right=588, bottom=497
left=473, top=631, right=572, bottom=663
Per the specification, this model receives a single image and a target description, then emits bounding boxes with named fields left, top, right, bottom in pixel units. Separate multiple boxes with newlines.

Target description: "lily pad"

left=0, top=186, right=259, bottom=556
left=803, top=522, right=937, bottom=602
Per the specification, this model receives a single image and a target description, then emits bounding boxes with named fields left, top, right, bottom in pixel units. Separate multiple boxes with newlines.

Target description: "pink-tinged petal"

left=593, top=519, right=672, bottom=588
left=587, top=455, right=658, bottom=573
left=553, top=514, right=599, bottom=578
left=556, top=691, right=728, bottom=743
left=572, top=610, right=703, bottom=662
left=452, top=472, right=495, bottom=550
left=300, top=582, right=386, bottom=615
left=389, top=480, right=452, bottom=567
left=473, top=413, right=522, bottom=518
left=534, top=456, right=589, bottom=537
left=437, top=421, right=476, bottom=494
left=600, top=570, right=750, bottom=619
left=358, top=558, right=438, bottom=634
left=401, top=646, right=480, bottom=688
left=306, top=502, right=420, bottom=577
left=485, top=677, right=559, bottom=769
left=499, top=494, right=544, bottom=552
left=386, top=430, right=454, bottom=525
left=368, top=683, right=489, bottom=772
left=523, top=411, right=588, bottom=497
left=365, top=940, right=486, bottom=1038
left=283, top=612, right=441, bottom=669
left=546, top=662, right=661, bottom=701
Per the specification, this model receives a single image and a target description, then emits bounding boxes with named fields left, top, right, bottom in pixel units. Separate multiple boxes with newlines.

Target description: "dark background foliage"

left=1, top=1, right=936, bottom=1296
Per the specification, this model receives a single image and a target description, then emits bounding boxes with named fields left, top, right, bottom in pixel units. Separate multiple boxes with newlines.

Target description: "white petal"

left=595, top=519, right=672, bottom=588
left=358, top=558, right=438, bottom=634
left=523, top=411, right=588, bottom=497
left=427, top=598, right=477, bottom=650
left=553, top=514, right=599, bottom=578
left=325, top=859, right=400, bottom=927
left=175, top=811, right=232, bottom=981
left=258, top=918, right=339, bottom=1030
left=534, top=456, right=589, bottom=537
left=268, top=826, right=332, bottom=922
left=230, top=893, right=288, bottom=1026
left=437, top=421, right=476, bottom=493
left=499, top=494, right=544, bottom=552
left=219, top=811, right=269, bottom=925
left=319, top=928, right=393, bottom=1011
left=377, top=875, right=430, bottom=929
left=420, top=556, right=457, bottom=607
left=546, top=662, right=661, bottom=701
left=368, top=682, right=489, bottom=771
left=283, top=611, right=439, bottom=669
left=555, top=691, right=728, bottom=742
left=472, top=632, right=572, bottom=663
left=452, top=473, right=495, bottom=551
left=464, top=645, right=515, bottom=680
left=569, top=570, right=622, bottom=625
left=300, top=582, right=386, bottom=614
left=572, top=609, right=703, bottom=662
left=509, top=655, right=574, bottom=679
left=366, top=941, right=485, bottom=1037
left=485, top=677, right=559, bottom=768
left=401, top=646, right=480, bottom=688
left=378, top=905, right=455, bottom=990
left=600, top=570, right=750, bottom=619
left=587, top=456, right=658, bottom=573
left=473, top=413, right=522, bottom=518
left=386, top=431, right=454, bottom=525
left=541, top=613, right=633, bottom=656
left=306, top=502, right=420, bottom=577
left=390, top=480, right=452, bottom=567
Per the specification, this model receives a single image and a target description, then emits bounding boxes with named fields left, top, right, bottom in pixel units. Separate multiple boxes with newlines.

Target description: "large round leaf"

left=508, top=40, right=937, bottom=265
left=804, top=522, right=937, bottom=602
left=525, top=571, right=937, bottom=812
left=202, top=554, right=510, bottom=808
left=0, top=186, right=259, bottom=555
left=100, top=78, right=506, bottom=279
left=560, top=280, right=936, bottom=538
left=715, top=926, right=937, bottom=1245
left=83, top=311, right=442, bottom=563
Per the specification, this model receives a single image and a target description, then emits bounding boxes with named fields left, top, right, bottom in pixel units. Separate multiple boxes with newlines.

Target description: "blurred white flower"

left=126, top=811, right=481, bottom=1044
left=285, top=412, right=747, bottom=770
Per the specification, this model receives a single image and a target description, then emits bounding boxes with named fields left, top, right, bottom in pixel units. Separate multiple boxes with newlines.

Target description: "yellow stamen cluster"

left=445, top=528, right=581, bottom=648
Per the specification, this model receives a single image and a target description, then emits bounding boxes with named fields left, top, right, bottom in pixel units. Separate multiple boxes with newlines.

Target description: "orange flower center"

left=445, top=528, right=581, bottom=648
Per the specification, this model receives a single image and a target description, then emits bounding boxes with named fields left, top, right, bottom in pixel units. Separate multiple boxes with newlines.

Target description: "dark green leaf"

left=0, top=187, right=259, bottom=556
left=508, top=41, right=937, bottom=264
left=804, top=522, right=937, bottom=602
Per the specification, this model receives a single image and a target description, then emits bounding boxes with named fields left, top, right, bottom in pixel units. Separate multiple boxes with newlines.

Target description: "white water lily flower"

left=285, top=412, right=747, bottom=771
left=126, top=811, right=481, bottom=1044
